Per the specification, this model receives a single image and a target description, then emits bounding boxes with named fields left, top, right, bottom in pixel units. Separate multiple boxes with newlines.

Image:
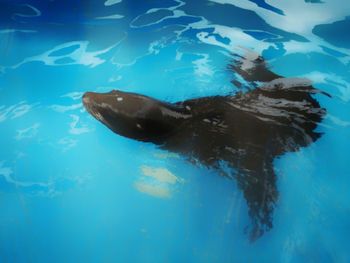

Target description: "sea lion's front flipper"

left=235, top=153, right=278, bottom=241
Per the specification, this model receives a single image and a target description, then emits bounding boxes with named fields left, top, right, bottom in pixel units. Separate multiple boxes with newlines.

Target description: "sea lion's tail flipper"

left=236, top=155, right=278, bottom=241
left=228, top=50, right=281, bottom=83
left=229, top=50, right=331, bottom=98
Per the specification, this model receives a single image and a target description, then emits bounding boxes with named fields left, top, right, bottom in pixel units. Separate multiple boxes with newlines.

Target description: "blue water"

left=1, top=1, right=350, bottom=262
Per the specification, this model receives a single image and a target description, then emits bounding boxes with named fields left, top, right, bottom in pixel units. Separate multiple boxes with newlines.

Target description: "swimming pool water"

left=1, top=1, right=350, bottom=262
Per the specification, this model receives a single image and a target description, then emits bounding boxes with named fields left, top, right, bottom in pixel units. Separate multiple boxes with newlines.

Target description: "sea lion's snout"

left=82, top=93, right=93, bottom=113
left=82, top=92, right=92, bottom=105
left=82, top=92, right=98, bottom=116
left=82, top=90, right=133, bottom=117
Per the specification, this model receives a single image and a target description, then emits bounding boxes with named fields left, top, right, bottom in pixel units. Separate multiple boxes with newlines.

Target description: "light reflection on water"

left=0, top=0, right=350, bottom=262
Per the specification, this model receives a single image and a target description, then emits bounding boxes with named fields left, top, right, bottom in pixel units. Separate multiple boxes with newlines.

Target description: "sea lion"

left=82, top=53, right=329, bottom=240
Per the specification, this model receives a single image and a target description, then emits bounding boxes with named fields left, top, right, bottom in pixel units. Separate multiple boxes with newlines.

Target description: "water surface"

left=1, top=0, right=350, bottom=262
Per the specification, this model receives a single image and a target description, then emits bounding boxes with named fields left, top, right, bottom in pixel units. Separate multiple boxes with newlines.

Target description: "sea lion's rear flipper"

left=230, top=77, right=328, bottom=152
left=235, top=154, right=278, bottom=241
left=229, top=50, right=281, bottom=83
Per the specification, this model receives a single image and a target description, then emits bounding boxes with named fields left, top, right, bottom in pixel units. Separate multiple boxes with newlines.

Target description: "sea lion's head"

left=82, top=90, right=190, bottom=143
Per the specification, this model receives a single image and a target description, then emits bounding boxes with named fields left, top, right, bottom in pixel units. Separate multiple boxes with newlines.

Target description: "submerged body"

left=83, top=53, right=328, bottom=240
